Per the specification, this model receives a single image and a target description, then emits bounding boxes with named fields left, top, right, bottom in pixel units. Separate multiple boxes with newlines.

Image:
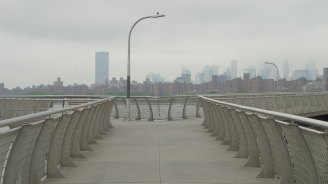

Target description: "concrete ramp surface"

left=46, top=118, right=279, bottom=184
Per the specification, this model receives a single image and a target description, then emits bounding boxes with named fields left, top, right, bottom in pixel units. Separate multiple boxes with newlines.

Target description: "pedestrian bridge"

left=0, top=93, right=328, bottom=184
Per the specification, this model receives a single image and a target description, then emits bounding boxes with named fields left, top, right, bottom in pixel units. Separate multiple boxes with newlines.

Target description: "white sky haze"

left=1, top=0, right=328, bottom=88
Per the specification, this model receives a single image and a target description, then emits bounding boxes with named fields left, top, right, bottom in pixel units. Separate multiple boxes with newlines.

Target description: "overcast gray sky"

left=1, top=0, right=328, bottom=88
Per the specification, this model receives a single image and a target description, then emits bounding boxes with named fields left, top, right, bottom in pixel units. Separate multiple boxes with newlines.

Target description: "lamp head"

left=264, top=61, right=269, bottom=64
left=152, top=13, right=165, bottom=18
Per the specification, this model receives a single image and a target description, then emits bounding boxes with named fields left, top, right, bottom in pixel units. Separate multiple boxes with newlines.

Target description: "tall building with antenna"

left=95, top=51, right=109, bottom=84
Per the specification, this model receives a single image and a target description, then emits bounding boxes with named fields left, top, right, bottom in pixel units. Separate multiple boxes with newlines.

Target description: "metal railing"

left=110, top=96, right=204, bottom=121
left=0, top=99, right=50, bottom=120
left=210, top=93, right=328, bottom=117
left=0, top=96, right=115, bottom=184
left=200, top=95, right=328, bottom=183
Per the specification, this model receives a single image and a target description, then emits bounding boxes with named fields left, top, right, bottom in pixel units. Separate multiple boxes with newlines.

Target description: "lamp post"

left=265, top=61, right=280, bottom=92
left=126, top=13, right=165, bottom=121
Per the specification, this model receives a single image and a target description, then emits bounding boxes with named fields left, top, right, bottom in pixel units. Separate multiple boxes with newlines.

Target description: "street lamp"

left=265, top=61, right=280, bottom=92
left=126, top=13, right=165, bottom=121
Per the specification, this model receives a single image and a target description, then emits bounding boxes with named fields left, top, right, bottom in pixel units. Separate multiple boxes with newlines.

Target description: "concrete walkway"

left=46, top=118, right=279, bottom=184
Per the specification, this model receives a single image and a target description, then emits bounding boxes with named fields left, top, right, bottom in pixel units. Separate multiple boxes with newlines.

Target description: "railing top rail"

left=163, top=95, right=197, bottom=97
left=0, top=96, right=116, bottom=128
left=201, top=92, right=328, bottom=97
left=200, top=95, right=328, bottom=129
left=0, top=95, right=108, bottom=98
left=108, top=96, right=159, bottom=99
left=201, top=92, right=298, bottom=96
left=0, top=98, right=53, bottom=101
left=211, top=93, right=328, bottom=100
left=48, top=99, right=99, bottom=101
left=0, top=98, right=108, bottom=101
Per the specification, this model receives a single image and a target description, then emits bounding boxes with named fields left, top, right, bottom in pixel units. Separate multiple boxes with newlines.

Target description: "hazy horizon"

left=1, top=0, right=328, bottom=88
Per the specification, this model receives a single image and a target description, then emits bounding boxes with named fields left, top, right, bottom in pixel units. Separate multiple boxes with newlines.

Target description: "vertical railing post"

left=216, top=105, right=231, bottom=145
left=47, top=114, right=72, bottom=178
left=249, top=115, right=274, bottom=178
left=229, top=109, right=248, bottom=158
left=3, top=125, right=31, bottom=183
left=29, top=119, right=58, bottom=184
left=288, top=124, right=319, bottom=184
left=93, top=103, right=105, bottom=139
left=97, top=102, right=109, bottom=135
left=202, top=99, right=211, bottom=129
left=87, top=105, right=101, bottom=144
left=268, top=120, right=293, bottom=183
left=209, top=103, right=220, bottom=136
left=71, top=109, right=89, bottom=158
left=199, top=98, right=207, bottom=126
left=168, top=98, right=174, bottom=121
left=100, top=101, right=111, bottom=131
left=205, top=101, right=215, bottom=133
left=146, top=99, right=154, bottom=121
left=214, top=104, right=226, bottom=141
left=222, top=107, right=239, bottom=151
left=61, top=111, right=81, bottom=167
left=134, top=99, right=141, bottom=120
left=238, top=112, right=260, bottom=167
left=122, top=98, right=127, bottom=119
left=183, top=97, right=189, bottom=119
left=196, top=98, right=201, bottom=118
left=114, top=101, right=119, bottom=119
left=106, top=100, right=115, bottom=128
left=80, top=106, right=96, bottom=151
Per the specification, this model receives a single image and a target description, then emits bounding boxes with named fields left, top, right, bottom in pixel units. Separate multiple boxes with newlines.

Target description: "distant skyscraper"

left=258, top=62, right=264, bottom=77
left=211, top=65, right=219, bottom=75
left=181, top=65, right=186, bottom=75
left=95, top=51, right=109, bottom=84
left=196, top=72, right=205, bottom=84
left=305, top=61, right=318, bottom=80
left=147, top=72, right=165, bottom=83
left=283, top=60, right=289, bottom=80
left=200, top=73, right=205, bottom=84
left=323, top=68, right=328, bottom=90
left=231, top=60, right=237, bottom=79
left=196, top=72, right=200, bottom=84
left=181, top=65, right=191, bottom=75
left=182, top=74, right=191, bottom=84
left=202, top=65, right=210, bottom=82
left=261, top=62, right=276, bottom=80
left=224, top=67, right=231, bottom=80
left=291, top=70, right=310, bottom=80
left=243, top=67, right=256, bottom=79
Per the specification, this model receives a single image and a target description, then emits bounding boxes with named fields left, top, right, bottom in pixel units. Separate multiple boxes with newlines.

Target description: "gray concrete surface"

left=46, top=118, right=279, bottom=184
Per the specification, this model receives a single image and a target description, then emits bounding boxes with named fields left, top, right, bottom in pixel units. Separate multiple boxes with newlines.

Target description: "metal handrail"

left=0, top=95, right=108, bottom=98
left=49, top=99, right=98, bottom=101
left=0, top=98, right=98, bottom=101
left=0, top=96, right=116, bottom=128
left=202, top=92, right=328, bottom=98
left=211, top=93, right=328, bottom=100
left=200, top=95, right=328, bottom=129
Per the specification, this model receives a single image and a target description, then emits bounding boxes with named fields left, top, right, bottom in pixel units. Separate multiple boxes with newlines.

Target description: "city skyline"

left=3, top=61, right=326, bottom=90
left=1, top=1, right=328, bottom=88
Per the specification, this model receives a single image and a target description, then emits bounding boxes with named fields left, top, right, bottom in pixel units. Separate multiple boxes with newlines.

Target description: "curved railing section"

left=200, top=95, right=328, bottom=183
left=0, top=99, right=50, bottom=120
left=209, top=93, right=328, bottom=117
left=110, top=96, right=204, bottom=120
left=0, top=97, right=115, bottom=184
